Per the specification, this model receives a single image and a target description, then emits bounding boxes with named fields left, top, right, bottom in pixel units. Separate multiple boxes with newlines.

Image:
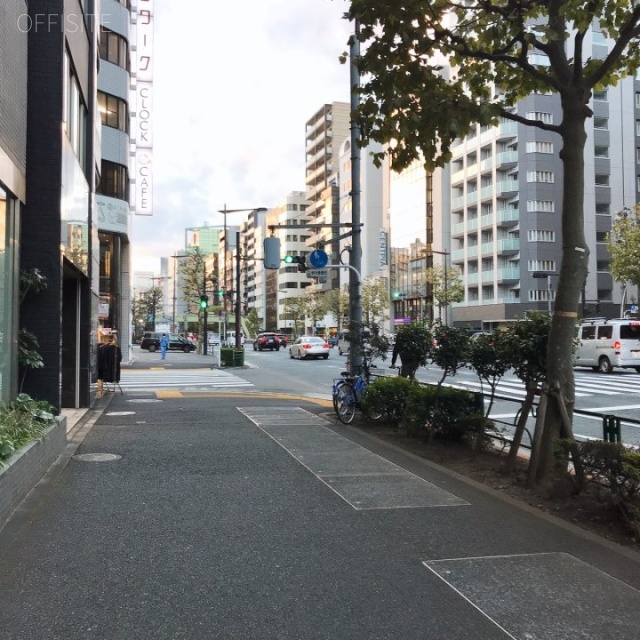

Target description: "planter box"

left=0, top=417, right=67, bottom=528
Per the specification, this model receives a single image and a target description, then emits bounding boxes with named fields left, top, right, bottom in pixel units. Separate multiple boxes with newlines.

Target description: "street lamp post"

left=217, top=206, right=266, bottom=347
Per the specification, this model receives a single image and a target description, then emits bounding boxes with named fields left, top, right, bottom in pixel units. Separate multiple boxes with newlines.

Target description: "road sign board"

left=307, top=268, right=329, bottom=279
left=309, top=249, right=328, bottom=268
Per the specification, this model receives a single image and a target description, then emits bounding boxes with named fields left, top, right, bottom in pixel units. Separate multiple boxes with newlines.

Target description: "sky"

left=131, top=0, right=353, bottom=274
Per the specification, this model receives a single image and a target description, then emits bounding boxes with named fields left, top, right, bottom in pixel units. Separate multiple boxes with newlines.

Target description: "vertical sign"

left=379, top=229, right=388, bottom=268
left=135, top=0, right=154, bottom=215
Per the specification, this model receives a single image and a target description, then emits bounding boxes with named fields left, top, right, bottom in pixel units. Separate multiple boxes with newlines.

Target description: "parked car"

left=289, top=336, right=330, bottom=360
left=253, top=332, right=280, bottom=351
left=140, top=332, right=196, bottom=353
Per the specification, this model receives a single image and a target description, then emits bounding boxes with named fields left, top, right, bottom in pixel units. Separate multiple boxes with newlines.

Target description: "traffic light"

left=263, top=237, right=281, bottom=269
left=284, top=255, right=307, bottom=272
left=199, top=295, right=209, bottom=309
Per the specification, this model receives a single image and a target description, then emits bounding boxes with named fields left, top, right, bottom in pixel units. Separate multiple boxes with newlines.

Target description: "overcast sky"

left=131, top=0, right=353, bottom=274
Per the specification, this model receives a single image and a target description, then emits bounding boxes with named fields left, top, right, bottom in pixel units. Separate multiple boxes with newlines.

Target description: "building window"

left=528, top=230, right=556, bottom=242
left=594, top=146, right=609, bottom=158
left=527, top=171, right=554, bottom=183
left=595, top=203, right=610, bottom=215
left=597, top=260, right=610, bottom=272
left=526, top=141, right=554, bottom=154
left=99, top=28, right=130, bottom=69
left=596, top=231, right=608, bottom=243
left=526, top=112, right=553, bottom=125
left=593, top=89, right=608, bottom=101
left=98, top=160, right=129, bottom=200
left=595, top=174, right=609, bottom=186
left=528, top=260, right=556, bottom=272
left=98, top=92, right=129, bottom=133
left=527, top=200, right=555, bottom=212
left=594, top=117, right=608, bottom=130
left=64, top=51, right=88, bottom=170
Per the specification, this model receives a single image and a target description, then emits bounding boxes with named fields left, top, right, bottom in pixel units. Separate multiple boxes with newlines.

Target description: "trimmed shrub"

left=362, top=376, right=417, bottom=426
left=220, top=348, right=244, bottom=366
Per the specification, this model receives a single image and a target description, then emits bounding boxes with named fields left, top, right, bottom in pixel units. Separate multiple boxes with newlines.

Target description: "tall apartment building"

left=305, top=102, right=350, bottom=291
left=449, top=74, right=638, bottom=329
left=96, top=0, right=135, bottom=363
left=0, top=1, right=28, bottom=401
left=264, top=192, right=311, bottom=333
left=388, top=31, right=639, bottom=330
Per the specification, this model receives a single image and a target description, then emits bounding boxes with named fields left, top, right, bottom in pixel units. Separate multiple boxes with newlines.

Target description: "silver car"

left=289, top=336, right=330, bottom=360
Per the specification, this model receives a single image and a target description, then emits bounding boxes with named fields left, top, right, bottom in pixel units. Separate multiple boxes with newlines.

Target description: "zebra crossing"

left=118, top=368, right=254, bottom=391
left=432, top=371, right=640, bottom=400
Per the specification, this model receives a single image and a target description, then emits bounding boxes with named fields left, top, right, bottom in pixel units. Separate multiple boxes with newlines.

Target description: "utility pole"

left=235, top=231, right=242, bottom=349
left=349, top=16, right=363, bottom=375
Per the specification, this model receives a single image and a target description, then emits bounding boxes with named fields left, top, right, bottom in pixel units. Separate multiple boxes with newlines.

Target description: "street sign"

left=307, top=268, right=329, bottom=278
left=309, top=249, right=328, bottom=268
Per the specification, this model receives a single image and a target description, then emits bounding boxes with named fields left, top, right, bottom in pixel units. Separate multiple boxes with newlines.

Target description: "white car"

left=289, top=336, right=330, bottom=360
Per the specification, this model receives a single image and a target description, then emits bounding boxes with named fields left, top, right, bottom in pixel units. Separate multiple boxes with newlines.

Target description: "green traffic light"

left=284, top=255, right=294, bottom=264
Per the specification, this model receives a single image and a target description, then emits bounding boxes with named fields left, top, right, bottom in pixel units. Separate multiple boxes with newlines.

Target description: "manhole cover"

left=74, top=453, right=122, bottom=462
left=127, top=399, right=162, bottom=403
left=105, top=411, right=135, bottom=416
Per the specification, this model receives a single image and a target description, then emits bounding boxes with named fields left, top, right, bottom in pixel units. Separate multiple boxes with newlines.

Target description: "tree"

left=284, top=296, right=307, bottom=336
left=347, top=1, right=640, bottom=483
left=245, top=308, right=261, bottom=338
left=424, top=265, right=464, bottom=323
left=467, top=332, right=509, bottom=418
left=326, top=286, right=350, bottom=329
left=361, top=277, right=390, bottom=327
left=136, top=287, right=162, bottom=331
left=306, top=290, right=328, bottom=333
left=607, top=205, right=640, bottom=293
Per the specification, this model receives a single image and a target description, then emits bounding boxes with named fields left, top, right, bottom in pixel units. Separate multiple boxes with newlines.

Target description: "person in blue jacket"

left=160, top=333, right=170, bottom=360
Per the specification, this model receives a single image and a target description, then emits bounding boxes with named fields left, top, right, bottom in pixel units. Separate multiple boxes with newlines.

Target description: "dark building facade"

left=21, top=0, right=100, bottom=409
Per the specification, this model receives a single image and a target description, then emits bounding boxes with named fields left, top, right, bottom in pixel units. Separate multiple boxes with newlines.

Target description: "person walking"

left=160, top=333, right=170, bottom=360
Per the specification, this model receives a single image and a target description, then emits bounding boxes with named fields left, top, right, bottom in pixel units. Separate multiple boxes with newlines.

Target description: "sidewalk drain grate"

left=74, top=453, right=122, bottom=462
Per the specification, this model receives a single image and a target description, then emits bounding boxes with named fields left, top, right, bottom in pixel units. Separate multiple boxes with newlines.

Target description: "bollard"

left=602, top=415, right=621, bottom=443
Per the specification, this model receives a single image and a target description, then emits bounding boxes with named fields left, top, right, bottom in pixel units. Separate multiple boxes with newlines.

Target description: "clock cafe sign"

left=135, top=0, right=154, bottom=215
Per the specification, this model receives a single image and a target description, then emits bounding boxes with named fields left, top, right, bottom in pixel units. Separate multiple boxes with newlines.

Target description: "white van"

left=574, top=318, right=640, bottom=373
left=226, top=331, right=245, bottom=346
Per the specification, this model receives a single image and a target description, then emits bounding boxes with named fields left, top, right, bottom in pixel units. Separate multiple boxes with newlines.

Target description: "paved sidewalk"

left=2, top=392, right=639, bottom=640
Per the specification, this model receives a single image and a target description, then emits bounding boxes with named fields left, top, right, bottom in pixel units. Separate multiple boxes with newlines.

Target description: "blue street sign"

left=309, top=249, right=328, bottom=268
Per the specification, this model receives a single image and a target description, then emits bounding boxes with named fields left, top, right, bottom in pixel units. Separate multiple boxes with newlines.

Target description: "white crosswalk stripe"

left=118, top=368, right=253, bottom=390
left=435, top=373, right=640, bottom=400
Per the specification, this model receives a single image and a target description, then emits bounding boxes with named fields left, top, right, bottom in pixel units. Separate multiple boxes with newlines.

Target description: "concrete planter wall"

left=0, top=417, right=67, bottom=528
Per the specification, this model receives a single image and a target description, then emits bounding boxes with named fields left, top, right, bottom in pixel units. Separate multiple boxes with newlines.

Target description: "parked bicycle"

left=332, top=348, right=384, bottom=424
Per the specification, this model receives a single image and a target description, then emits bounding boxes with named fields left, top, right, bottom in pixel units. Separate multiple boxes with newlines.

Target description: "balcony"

left=497, top=208, right=520, bottom=226
left=498, top=267, right=520, bottom=281
left=481, top=242, right=494, bottom=255
left=496, top=179, right=519, bottom=196
left=497, top=238, right=520, bottom=253
left=496, top=150, right=519, bottom=167
left=481, top=270, right=495, bottom=283
left=466, top=273, right=479, bottom=285
left=497, top=121, right=518, bottom=139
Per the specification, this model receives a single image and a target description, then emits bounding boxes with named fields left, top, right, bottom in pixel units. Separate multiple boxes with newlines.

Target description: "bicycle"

left=332, top=349, right=383, bottom=425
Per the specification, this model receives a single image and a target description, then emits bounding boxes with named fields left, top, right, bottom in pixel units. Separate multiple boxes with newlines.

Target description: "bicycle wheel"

left=361, top=388, right=383, bottom=421
left=335, top=384, right=357, bottom=424
left=332, top=380, right=349, bottom=414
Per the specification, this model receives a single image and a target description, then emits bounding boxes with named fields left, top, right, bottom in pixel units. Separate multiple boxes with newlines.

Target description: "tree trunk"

left=534, top=91, right=590, bottom=484
left=504, top=383, right=536, bottom=474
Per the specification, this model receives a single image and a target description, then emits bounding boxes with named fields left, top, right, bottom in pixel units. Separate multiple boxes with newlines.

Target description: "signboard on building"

left=379, top=229, right=388, bottom=268
left=135, top=0, right=154, bottom=215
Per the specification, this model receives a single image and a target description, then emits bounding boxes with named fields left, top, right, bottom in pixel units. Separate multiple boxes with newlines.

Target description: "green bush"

left=403, top=385, right=485, bottom=442
left=220, top=347, right=245, bottom=366
left=363, top=376, right=417, bottom=426
left=571, top=440, right=640, bottom=533
left=0, top=394, right=57, bottom=465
